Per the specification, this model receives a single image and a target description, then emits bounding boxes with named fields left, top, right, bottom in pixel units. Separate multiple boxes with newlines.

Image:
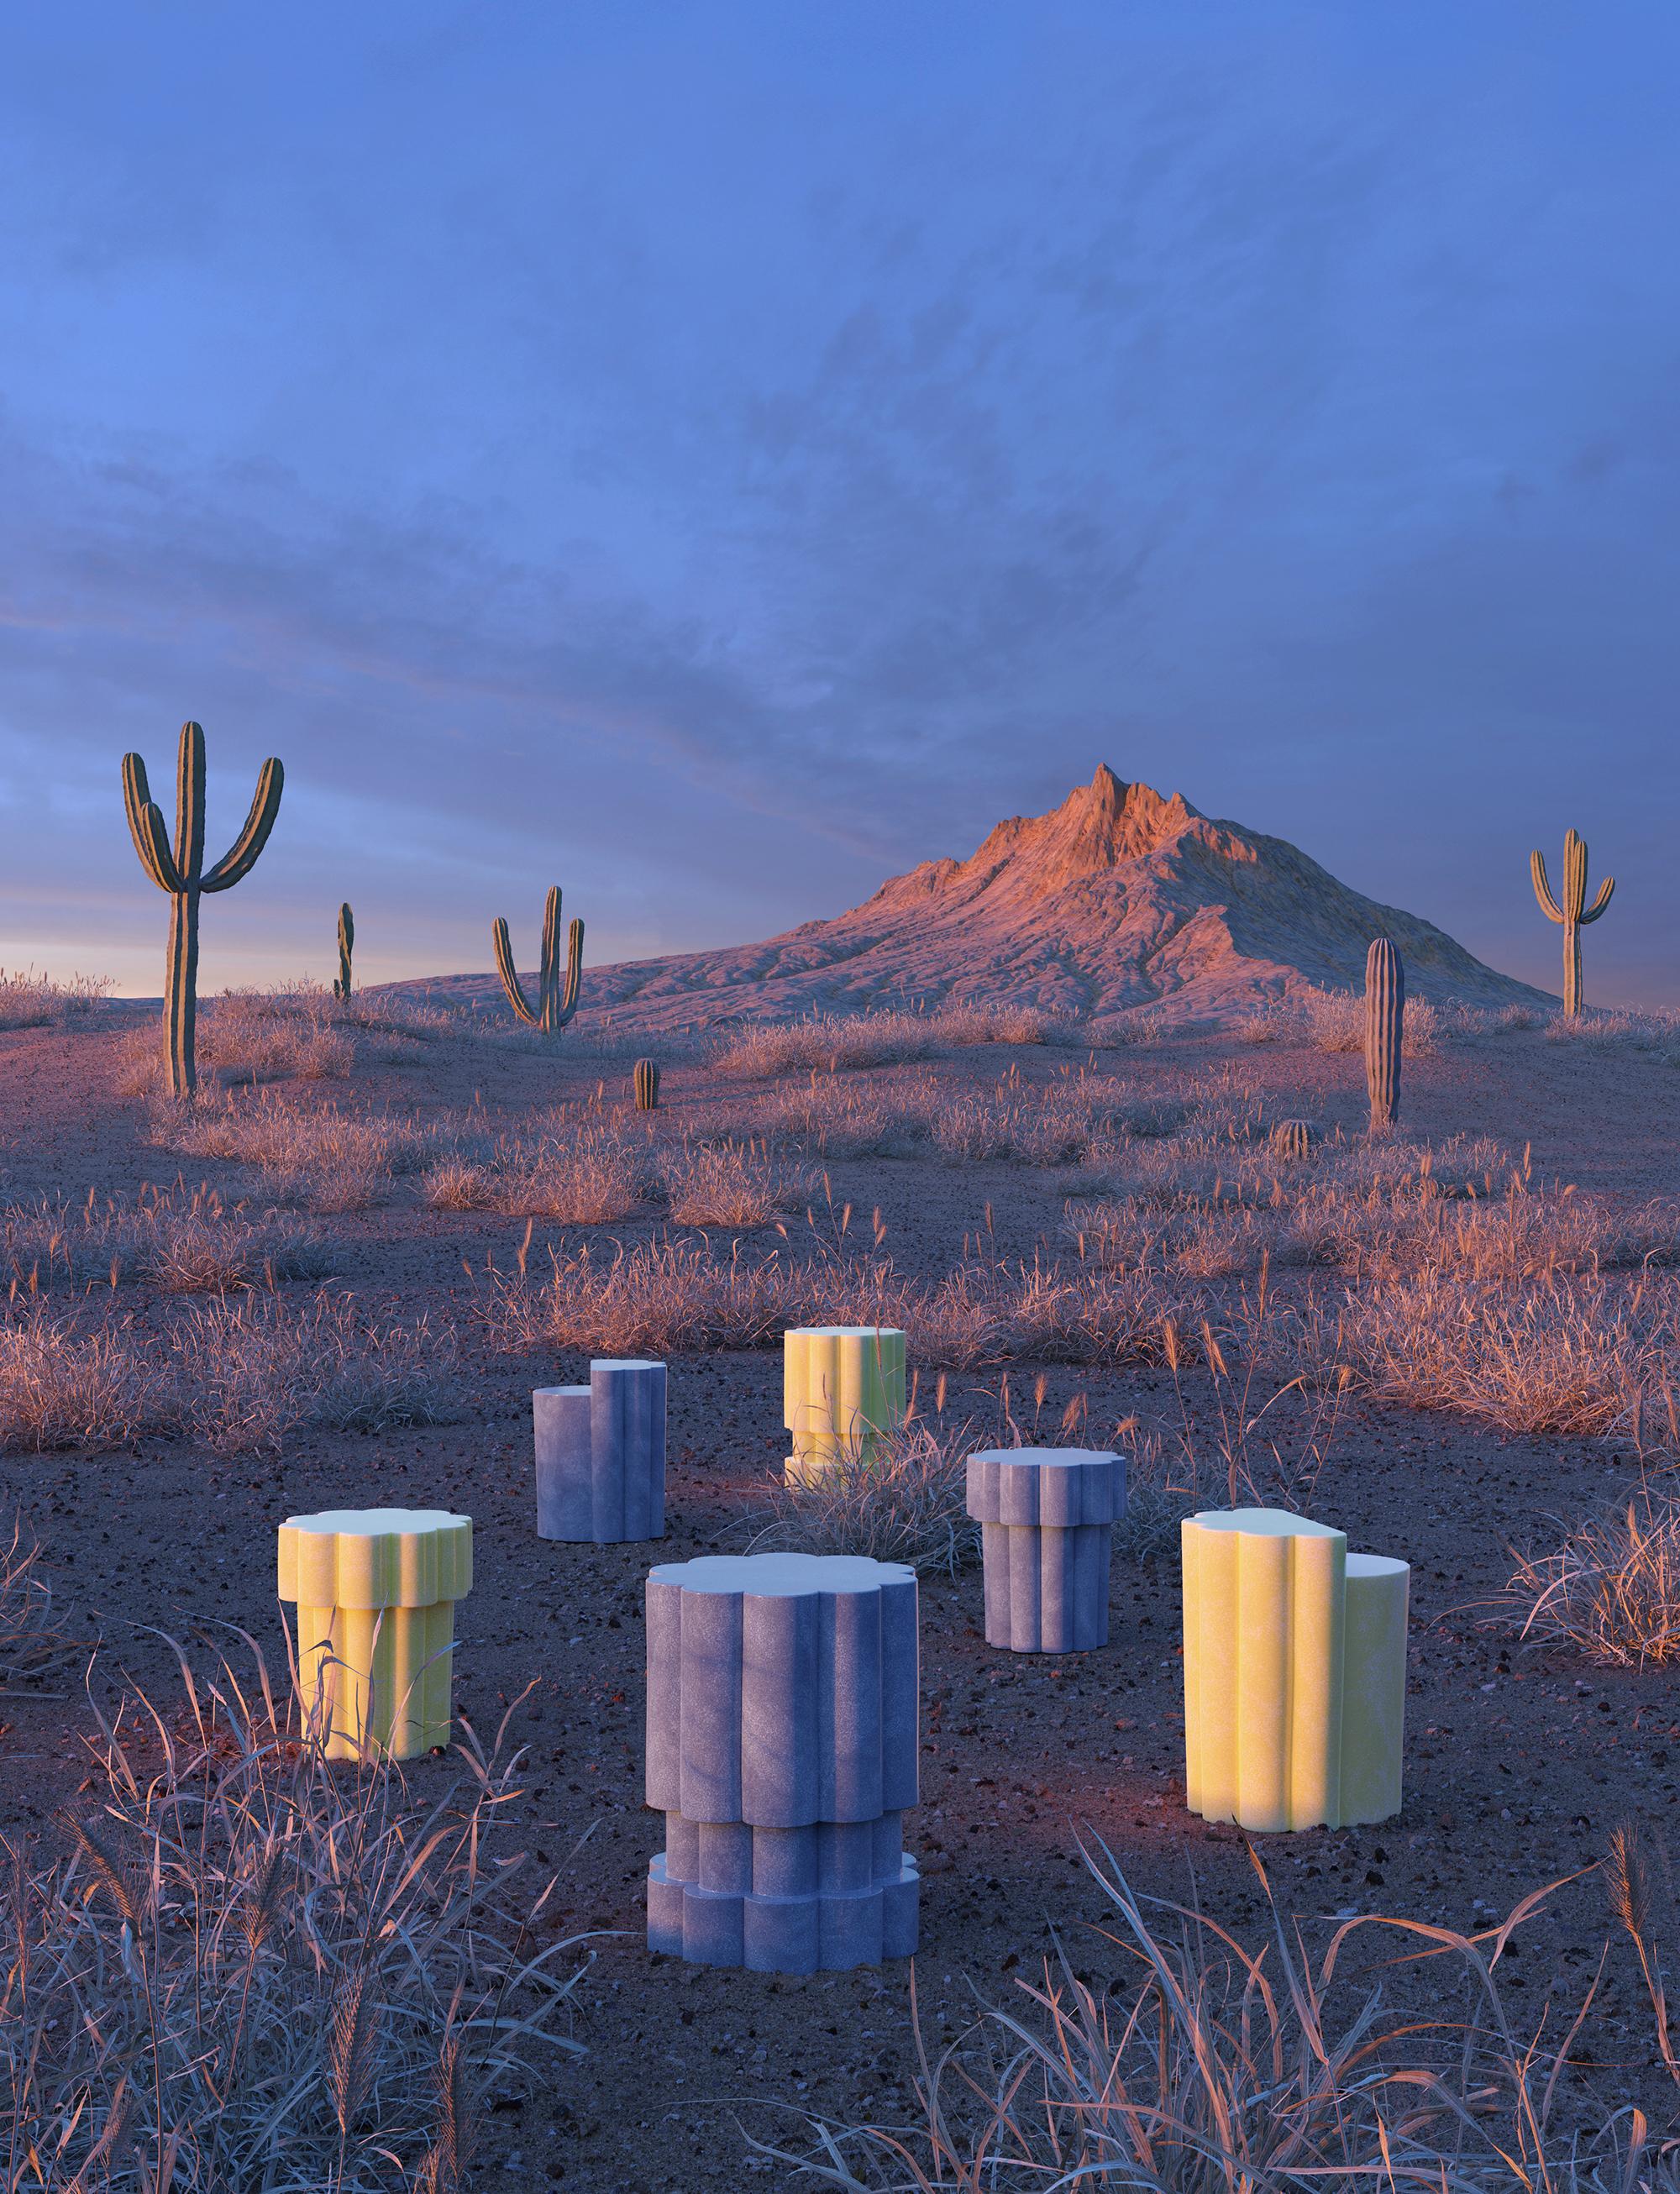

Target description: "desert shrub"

left=150, top=1095, right=434, bottom=1211
left=0, top=1315, right=164, bottom=1451
left=0, top=1188, right=329, bottom=1294
left=1504, top=1486, right=1680, bottom=1666
left=169, top=1293, right=454, bottom=1455
left=1292, top=984, right=1442, bottom=1056
left=711, top=1003, right=1077, bottom=1078
left=756, top=1842, right=1613, bottom=2192
left=927, top=1074, right=1178, bottom=1168
left=740, top=1421, right=980, bottom=1576
left=0, top=968, right=114, bottom=1031
left=419, top=1115, right=659, bottom=1223
left=484, top=1124, right=659, bottom=1224
left=660, top=1138, right=813, bottom=1226
left=757, top=1077, right=937, bottom=1159
left=2, top=1640, right=588, bottom=2192
left=1545, top=1006, right=1680, bottom=1059
left=423, top=1157, right=497, bottom=1210
left=1308, top=1269, right=1678, bottom=1443
left=0, top=1294, right=451, bottom=1457
left=1109, top=1426, right=1194, bottom=1560
left=486, top=1238, right=812, bottom=1356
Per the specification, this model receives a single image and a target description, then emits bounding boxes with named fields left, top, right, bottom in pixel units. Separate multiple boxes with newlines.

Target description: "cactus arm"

left=173, top=720, right=208, bottom=887
left=1363, top=937, right=1404, bottom=1131
left=201, top=758, right=285, bottom=891
left=1530, top=850, right=1563, bottom=923
left=1581, top=874, right=1615, bottom=923
left=492, top=916, right=540, bottom=1026
left=122, top=754, right=184, bottom=894
left=556, top=916, right=584, bottom=1027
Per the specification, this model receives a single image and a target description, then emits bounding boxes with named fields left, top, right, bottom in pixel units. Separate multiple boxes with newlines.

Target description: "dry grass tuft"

left=2, top=1186, right=328, bottom=1294
left=0, top=1292, right=453, bottom=1456
left=0, top=968, right=115, bottom=1031
left=486, top=1238, right=810, bottom=1357
left=2, top=1639, right=590, bottom=2191
left=150, top=1095, right=433, bottom=1211
left=1504, top=1486, right=1680, bottom=1666
left=738, top=1420, right=981, bottom=1576
left=711, top=1002, right=1078, bottom=1078
left=754, top=1840, right=1618, bottom=2193
left=660, top=1138, right=813, bottom=1226
left=0, top=1516, right=79, bottom=1685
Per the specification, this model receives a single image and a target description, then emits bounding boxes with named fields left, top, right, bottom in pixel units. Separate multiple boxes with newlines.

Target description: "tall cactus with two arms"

left=492, top=885, right=582, bottom=1033
left=333, top=903, right=354, bottom=1000
left=1364, top=936, right=1404, bottom=1132
left=1530, top=829, right=1614, bottom=1019
left=121, top=722, right=284, bottom=1098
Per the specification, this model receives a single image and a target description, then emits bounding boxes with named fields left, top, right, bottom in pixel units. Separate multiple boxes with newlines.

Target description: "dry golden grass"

left=1, top=1187, right=328, bottom=1294
left=757, top=1840, right=1640, bottom=2193
left=149, top=1094, right=434, bottom=1211
left=660, top=1137, right=813, bottom=1226
left=1505, top=1486, right=1680, bottom=1666
left=0, top=1515, right=79, bottom=1686
left=0, top=1291, right=453, bottom=1456
left=2, top=1639, right=588, bottom=2191
left=738, top=1420, right=982, bottom=1576
left=0, top=968, right=114, bottom=1031
left=710, top=1002, right=1077, bottom=1077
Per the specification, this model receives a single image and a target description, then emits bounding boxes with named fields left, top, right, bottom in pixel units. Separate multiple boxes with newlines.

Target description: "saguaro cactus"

left=492, top=885, right=582, bottom=1033
left=333, top=903, right=354, bottom=999
left=634, top=1058, right=660, bottom=1110
left=1531, top=828, right=1614, bottom=1018
left=1363, top=937, right=1404, bottom=1131
left=121, top=721, right=284, bottom=1097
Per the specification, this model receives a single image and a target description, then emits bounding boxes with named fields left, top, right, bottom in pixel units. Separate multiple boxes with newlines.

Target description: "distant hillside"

left=391, top=765, right=1550, bottom=1031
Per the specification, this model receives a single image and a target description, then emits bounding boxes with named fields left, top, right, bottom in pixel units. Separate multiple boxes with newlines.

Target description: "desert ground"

left=4, top=981, right=1680, bottom=2191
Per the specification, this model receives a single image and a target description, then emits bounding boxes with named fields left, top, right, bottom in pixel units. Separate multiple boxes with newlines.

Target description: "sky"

left=2, top=1, right=1676, bottom=1005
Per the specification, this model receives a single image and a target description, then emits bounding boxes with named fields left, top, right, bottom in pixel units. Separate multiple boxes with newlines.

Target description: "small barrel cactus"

left=633, top=1058, right=660, bottom=1110
left=1270, top=1119, right=1316, bottom=1161
left=1364, top=937, right=1404, bottom=1131
left=333, top=902, right=354, bottom=1000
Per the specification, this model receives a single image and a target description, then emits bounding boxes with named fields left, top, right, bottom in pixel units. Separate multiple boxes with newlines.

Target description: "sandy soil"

left=3, top=1014, right=1679, bottom=2191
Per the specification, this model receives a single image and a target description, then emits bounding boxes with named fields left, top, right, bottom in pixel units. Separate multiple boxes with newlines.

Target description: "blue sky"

left=3, top=2, right=1675, bottom=1002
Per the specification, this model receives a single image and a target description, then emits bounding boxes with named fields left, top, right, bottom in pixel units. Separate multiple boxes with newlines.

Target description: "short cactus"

left=634, top=1058, right=660, bottom=1110
left=492, top=885, right=582, bottom=1034
left=121, top=721, right=284, bottom=1098
left=1270, top=1119, right=1315, bottom=1161
left=333, top=903, right=354, bottom=1000
left=1363, top=937, right=1404, bottom=1132
left=1530, top=828, right=1614, bottom=1019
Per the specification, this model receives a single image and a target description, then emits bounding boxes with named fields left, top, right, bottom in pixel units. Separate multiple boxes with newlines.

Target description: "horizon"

left=4, top=4, right=1677, bottom=1005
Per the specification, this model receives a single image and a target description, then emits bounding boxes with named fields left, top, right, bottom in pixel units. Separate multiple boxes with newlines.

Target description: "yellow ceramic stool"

left=783, top=1326, right=907, bottom=1487
left=277, top=1508, right=472, bottom=1760
left=1181, top=1507, right=1408, bottom=1831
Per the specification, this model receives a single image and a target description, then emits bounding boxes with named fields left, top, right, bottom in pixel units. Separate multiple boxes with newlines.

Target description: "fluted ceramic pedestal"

left=534, top=1359, right=666, bottom=1542
left=277, top=1508, right=472, bottom=1761
left=783, top=1325, right=906, bottom=1486
left=645, top=1552, right=919, bottom=1971
left=967, top=1447, right=1126, bottom=1652
left=1181, top=1507, right=1409, bottom=1831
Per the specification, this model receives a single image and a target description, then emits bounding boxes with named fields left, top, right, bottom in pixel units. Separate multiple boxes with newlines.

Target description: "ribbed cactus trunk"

left=634, top=1058, right=659, bottom=1110
left=333, top=903, right=354, bottom=1000
left=1530, top=829, right=1614, bottom=1019
left=492, top=884, right=583, bottom=1035
left=1363, top=937, right=1404, bottom=1132
left=122, top=722, right=284, bottom=1099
